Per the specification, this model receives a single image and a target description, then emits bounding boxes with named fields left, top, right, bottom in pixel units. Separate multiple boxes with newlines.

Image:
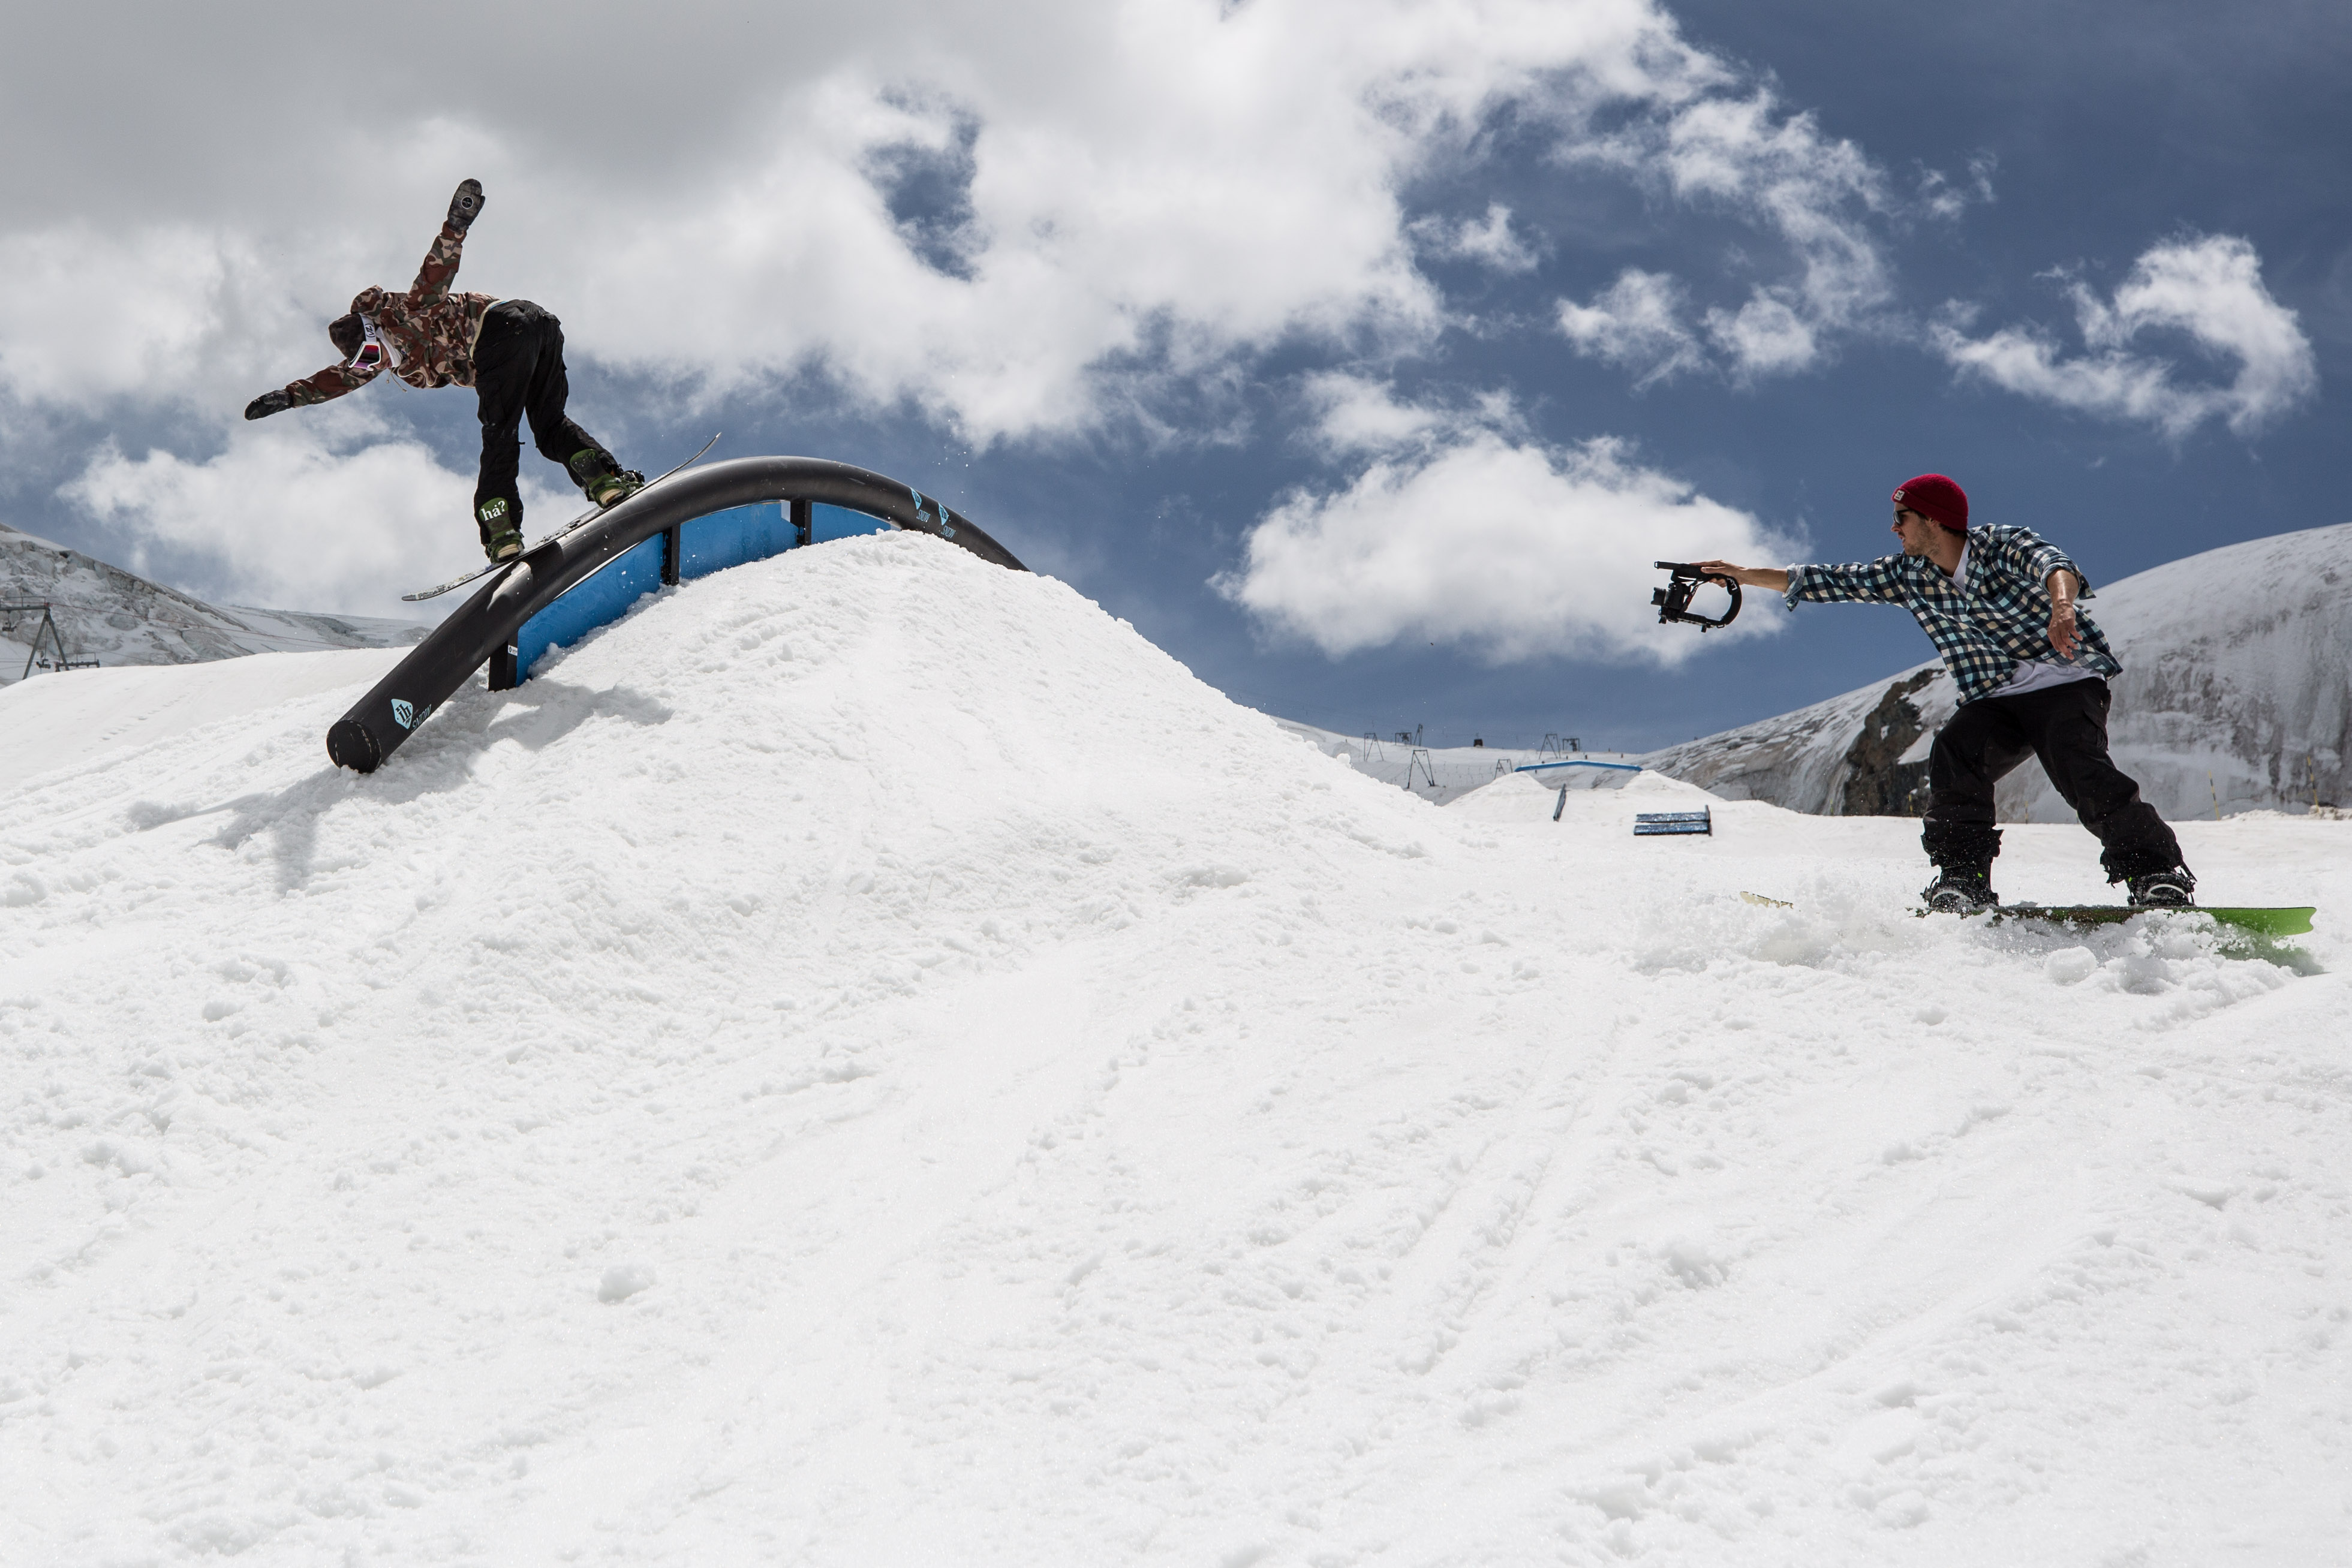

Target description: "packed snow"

left=3, top=531, right=2348, bottom=1566
left=1647, top=520, right=2352, bottom=821
left=0, top=649, right=407, bottom=791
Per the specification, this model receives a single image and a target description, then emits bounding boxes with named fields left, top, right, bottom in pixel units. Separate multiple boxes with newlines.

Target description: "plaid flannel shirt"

left=1783, top=524, right=2119, bottom=705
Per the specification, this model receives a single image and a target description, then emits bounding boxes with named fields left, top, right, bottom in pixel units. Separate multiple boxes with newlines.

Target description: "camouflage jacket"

left=282, top=221, right=499, bottom=406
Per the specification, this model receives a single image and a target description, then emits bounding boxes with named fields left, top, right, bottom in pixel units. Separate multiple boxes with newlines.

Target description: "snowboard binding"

left=1652, top=562, right=1742, bottom=631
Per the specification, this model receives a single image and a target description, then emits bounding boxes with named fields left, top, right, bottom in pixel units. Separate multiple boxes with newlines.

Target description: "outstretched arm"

left=1689, top=561, right=1789, bottom=592
left=245, top=359, right=383, bottom=419
left=409, top=179, right=485, bottom=303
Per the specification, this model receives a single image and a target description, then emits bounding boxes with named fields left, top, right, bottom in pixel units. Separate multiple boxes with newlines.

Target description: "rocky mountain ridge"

left=1, top=522, right=424, bottom=681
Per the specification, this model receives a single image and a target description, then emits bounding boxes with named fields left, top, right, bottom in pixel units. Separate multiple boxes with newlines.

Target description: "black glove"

left=447, top=178, right=485, bottom=232
left=244, top=390, right=295, bottom=421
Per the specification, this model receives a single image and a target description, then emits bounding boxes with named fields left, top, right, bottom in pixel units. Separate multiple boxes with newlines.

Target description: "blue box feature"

left=811, top=502, right=892, bottom=545
left=1633, top=809, right=1713, bottom=836
left=517, top=534, right=666, bottom=679
left=508, top=499, right=899, bottom=687
left=678, top=502, right=797, bottom=581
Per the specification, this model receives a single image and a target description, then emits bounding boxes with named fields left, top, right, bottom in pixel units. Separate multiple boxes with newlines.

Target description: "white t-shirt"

left=1953, top=538, right=2100, bottom=697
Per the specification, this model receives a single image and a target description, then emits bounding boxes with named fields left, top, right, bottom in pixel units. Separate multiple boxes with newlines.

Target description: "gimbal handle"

left=1651, top=561, right=1742, bottom=631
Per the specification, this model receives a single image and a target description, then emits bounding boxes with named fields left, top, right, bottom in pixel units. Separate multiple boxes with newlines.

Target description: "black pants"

left=470, top=299, right=614, bottom=544
left=1921, top=678, right=2185, bottom=883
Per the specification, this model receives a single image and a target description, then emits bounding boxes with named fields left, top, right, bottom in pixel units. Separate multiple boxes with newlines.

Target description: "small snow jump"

left=242, top=179, right=642, bottom=564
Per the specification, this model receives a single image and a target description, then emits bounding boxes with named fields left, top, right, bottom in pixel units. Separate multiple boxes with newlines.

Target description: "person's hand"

left=243, top=390, right=294, bottom=420
left=2049, top=598, right=2080, bottom=659
left=2046, top=568, right=2083, bottom=658
left=447, top=178, right=484, bottom=231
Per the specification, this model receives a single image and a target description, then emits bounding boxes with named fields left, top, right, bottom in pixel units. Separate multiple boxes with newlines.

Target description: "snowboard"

left=1738, top=892, right=2314, bottom=937
left=401, top=434, right=721, bottom=603
left=1967, top=904, right=2314, bottom=937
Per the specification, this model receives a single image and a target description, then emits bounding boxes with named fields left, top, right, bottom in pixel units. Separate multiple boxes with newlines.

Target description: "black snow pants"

left=470, top=299, right=615, bottom=546
left=1920, top=678, right=2186, bottom=884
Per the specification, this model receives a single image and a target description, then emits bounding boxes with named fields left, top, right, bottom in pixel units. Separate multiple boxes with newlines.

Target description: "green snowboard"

left=1977, top=904, right=2315, bottom=937
left=1739, top=892, right=2314, bottom=938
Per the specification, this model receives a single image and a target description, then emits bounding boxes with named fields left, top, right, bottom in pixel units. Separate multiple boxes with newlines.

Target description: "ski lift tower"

left=2, top=602, right=98, bottom=683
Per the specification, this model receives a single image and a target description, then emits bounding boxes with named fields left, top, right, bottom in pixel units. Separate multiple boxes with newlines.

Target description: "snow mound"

left=4, top=531, right=2348, bottom=1566
left=1647, top=520, right=2352, bottom=820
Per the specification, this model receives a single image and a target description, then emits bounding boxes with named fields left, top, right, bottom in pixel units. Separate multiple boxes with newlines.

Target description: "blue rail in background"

left=1513, top=759, right=1643, bottom=775
left=515, top=502, right=890, bottom=680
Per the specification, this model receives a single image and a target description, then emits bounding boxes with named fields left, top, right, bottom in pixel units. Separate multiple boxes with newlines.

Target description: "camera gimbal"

left=1651, top=562, right=1742, bottom=631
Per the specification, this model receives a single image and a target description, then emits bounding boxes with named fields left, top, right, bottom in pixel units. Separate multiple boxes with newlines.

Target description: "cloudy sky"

left=5, top=0, right=2345, bottom=750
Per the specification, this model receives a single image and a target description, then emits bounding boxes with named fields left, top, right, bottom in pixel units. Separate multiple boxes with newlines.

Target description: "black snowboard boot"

left=568, top=447, right=644, bottom=509
left=2125, top=868, right=2196, bottom=908
left=477, top=496, right=523, bottom=561
left=1921, top=865, right=1999, bottom=913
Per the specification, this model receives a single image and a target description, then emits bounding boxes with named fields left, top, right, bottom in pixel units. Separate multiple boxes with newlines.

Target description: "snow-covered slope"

left=0, top=648, right=408, bottom=789
left=1, top=520, right=425, bottom=677
left=1645, top=521, right=2352, bottom=821
left=4, top=532, right=2348, bottom=1566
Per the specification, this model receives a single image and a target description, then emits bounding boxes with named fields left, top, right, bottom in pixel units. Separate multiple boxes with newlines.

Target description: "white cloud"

left=1216, top=381, right=1797, bottom=663
left=1556, top=269, right=1706, bottom=386
left=1704, top=292, right=1816, bottom=377
left=1918, top=153, right=1998, bottom=221
left=1931, top=235, right=2318, bottom=438
left=1297, top=372, right=1527, bottom=458
left=1556, top=89, right=1898, bottom=381
left=1413, top=203, right=1541, bottom=273
left=59, top=410, right=566, bottom=619
left=0, top=225, right=296, bottom=414
left=1300, top=374, right=1458, bottom=455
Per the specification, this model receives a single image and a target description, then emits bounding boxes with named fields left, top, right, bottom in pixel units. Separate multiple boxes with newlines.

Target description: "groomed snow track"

left=326, top=456, right=1024, bottom=773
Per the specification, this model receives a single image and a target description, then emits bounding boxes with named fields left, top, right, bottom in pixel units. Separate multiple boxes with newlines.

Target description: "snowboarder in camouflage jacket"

left=243, top=180, right=641, bottom=561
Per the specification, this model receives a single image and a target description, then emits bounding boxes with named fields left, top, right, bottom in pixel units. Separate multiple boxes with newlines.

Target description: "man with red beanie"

left=1694, top=474, right=2194, bottom=912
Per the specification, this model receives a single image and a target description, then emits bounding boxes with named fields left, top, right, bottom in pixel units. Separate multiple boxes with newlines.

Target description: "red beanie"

left=1893, top=473, right=1968, bottom=532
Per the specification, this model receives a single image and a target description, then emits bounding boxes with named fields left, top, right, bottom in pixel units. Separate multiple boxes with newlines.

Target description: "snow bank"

left=4, top=531, right=2348, bottom=1566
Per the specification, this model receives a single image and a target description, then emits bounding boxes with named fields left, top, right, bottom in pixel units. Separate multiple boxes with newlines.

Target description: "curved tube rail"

left=327, top=456, right=1024, bottom=774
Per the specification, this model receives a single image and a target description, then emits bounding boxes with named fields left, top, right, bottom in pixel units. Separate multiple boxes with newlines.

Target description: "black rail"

left=327, top=456, right=1024, bottom=773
